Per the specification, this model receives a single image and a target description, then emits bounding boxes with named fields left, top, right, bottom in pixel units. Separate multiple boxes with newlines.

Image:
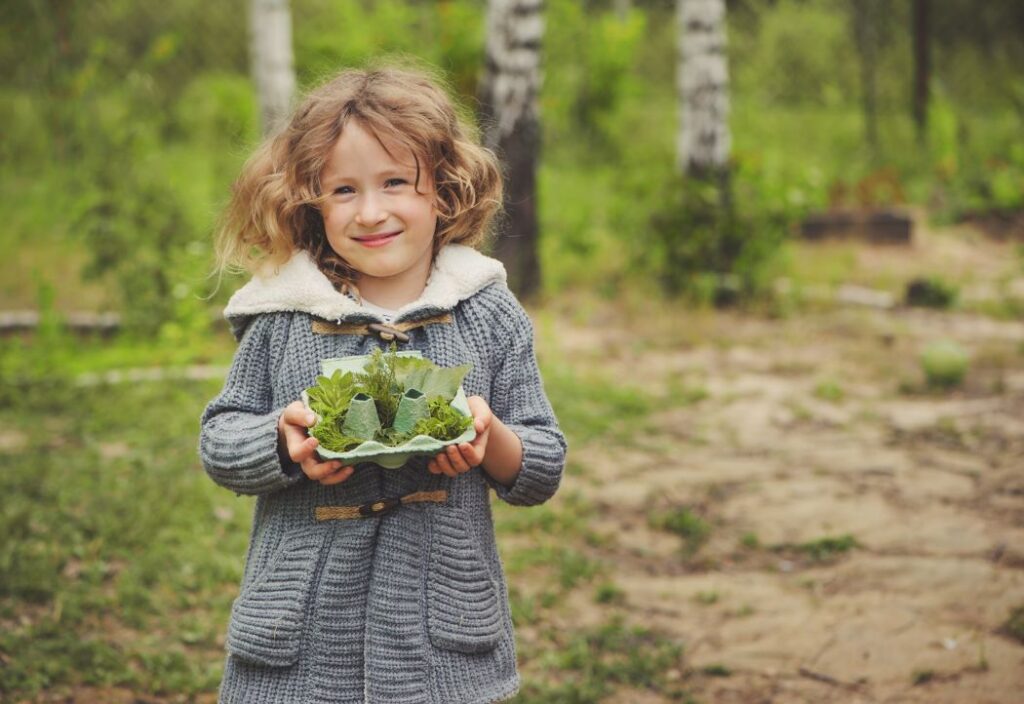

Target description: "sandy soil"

left=535, top=229, right=1024, bottom=703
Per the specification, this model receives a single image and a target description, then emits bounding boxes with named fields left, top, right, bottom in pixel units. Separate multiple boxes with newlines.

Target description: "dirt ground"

left=535, top=224, right=1024, bottom=703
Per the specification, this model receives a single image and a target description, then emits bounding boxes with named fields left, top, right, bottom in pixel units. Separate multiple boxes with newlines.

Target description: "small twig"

left=798, top=666, right=865, bottom=690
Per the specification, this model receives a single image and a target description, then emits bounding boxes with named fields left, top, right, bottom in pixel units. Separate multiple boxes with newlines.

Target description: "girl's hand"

left=427, top=396, right=492, bottom=477
left=278, top=401, right=355, bottom=485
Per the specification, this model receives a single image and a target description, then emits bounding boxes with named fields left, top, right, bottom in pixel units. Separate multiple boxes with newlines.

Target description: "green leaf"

left=306, top=370, right=357, bottom=416
left=394, top=357, right=471, bottom=403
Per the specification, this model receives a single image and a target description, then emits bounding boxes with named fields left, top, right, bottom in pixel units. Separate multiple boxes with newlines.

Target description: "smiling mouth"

left=354, top=231, right=401, bottom=247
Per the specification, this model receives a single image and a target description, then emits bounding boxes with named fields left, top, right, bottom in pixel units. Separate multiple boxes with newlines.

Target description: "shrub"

left=921, top=341, right=969, bottom=389
left=905, top=276, right=959, bottom=309
left=643, top=167, right=791, bottom=302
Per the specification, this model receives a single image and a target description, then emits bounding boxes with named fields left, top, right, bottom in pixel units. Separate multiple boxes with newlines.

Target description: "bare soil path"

left=527, top=230, right=1024, bottom=703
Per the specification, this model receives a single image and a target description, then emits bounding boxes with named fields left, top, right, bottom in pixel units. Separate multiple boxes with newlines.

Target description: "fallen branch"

left=74, top=365, right=229, bottom=387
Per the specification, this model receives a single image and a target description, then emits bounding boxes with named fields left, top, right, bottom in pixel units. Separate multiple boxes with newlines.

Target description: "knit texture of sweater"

left=198, top=245, right=566, bottom=703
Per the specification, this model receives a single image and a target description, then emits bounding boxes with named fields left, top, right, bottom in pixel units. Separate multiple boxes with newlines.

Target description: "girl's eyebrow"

left=324, top=164, right=418, bottom=183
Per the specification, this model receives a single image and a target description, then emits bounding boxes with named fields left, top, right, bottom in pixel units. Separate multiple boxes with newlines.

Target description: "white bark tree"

left=479, top=0, right=544, bottom=298
left=250, top=0, right=296, bottom=136
left=676, top=0, right=730, bottom=176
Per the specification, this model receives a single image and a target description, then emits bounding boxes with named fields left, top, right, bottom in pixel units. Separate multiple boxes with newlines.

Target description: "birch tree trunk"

left=479, top=0, right=544, bottom=299
left=676, top=0, right=730, bottom=177
left=250, top=0, right=296, bottom=137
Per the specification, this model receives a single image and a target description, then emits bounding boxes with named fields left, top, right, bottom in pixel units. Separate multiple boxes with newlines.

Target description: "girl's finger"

left=459, top=442, right=482, bottom=467
left=304, top=460, right=344, bottom=481
left=289, top=434, right=319, bottom=463
left=319, top=466, right=354, bottom=485
left=281, top=402, right=317, bottom=428
left=446, top=445, right=470, bottom=473
left=426, top=459, right=441, bottom=474
left=435, top=453, right=457, bottom=477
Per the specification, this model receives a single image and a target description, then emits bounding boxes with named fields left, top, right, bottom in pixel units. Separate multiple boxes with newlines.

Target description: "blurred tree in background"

left=250, top=0, right=297, bottom=135
left=480, top=0, right=546, bottom=299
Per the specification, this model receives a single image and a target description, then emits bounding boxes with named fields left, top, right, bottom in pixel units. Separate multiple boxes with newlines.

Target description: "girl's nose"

left=355, top=194, right=387, bottom=226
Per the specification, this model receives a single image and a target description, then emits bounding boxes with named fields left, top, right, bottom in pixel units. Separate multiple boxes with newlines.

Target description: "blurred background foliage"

left=2, top=0, right=1022, bottom=335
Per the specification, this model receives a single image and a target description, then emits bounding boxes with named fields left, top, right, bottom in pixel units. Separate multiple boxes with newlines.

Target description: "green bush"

left=905, top=276, right=959, bottom=309
left=921, top=341, right=970, bottom=390
left=641, top=162, right=793, bottom=301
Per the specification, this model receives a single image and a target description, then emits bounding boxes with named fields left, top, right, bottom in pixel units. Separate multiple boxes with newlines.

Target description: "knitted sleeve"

left=198, top=313, right=303, bottom=496
left=485, top=295, right=567, bottom=506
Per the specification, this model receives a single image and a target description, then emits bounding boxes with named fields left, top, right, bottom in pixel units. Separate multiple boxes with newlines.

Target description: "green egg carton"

left=301, top=350, right=476, bottom=469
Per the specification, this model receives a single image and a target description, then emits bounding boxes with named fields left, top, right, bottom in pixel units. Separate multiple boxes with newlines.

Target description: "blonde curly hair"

left=214, top=64, right=503, bottom=293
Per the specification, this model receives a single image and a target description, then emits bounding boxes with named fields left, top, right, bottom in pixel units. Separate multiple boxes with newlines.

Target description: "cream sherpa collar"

left=223, top=244, right=507, bottom=339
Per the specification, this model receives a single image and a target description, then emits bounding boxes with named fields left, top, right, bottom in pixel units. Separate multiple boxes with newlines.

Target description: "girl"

left=199, top=65, right=566, bottom=703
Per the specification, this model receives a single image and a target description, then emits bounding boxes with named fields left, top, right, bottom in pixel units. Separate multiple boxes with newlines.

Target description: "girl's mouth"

left=354, top=231, right=401, bottom=248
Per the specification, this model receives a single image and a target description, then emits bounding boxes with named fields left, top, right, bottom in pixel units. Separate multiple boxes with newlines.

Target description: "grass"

left=1002, top=606, right=1024, bottom=645
left=912, top=669, right=935, bottom=686
left=541, top=361, right=656, bottom=445
left=513, top=618, right=687, bottom=703
left=693, top=591, right=719, bottom=606
left=649, top=508, right=712, bottom=557
left=813, top=378, right=845, bottom=403
left=795, top=534, right=859, bottom=563
left=0, top=377, right=249, bottom=696
left=594, top=582, right=626, bottom=605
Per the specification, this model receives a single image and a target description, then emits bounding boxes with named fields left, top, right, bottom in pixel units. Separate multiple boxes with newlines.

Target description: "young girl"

left=199, top=66, right=566, bottom=703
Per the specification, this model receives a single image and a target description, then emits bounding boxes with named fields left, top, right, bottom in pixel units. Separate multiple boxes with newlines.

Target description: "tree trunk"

left=479, top=0, right=544, bottom=299
left=853, top=0, right=879, bottom=159
left=249, top=0, right=296, bottom=137
left=912, top=0, right=930, bottom=143
left=676, top=0, right=730, bottom=178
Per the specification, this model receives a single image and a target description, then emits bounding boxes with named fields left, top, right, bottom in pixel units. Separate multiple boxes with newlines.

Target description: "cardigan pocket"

left=226, top=526, right=327, bottom=667
left=426, top=506, right=503, bottom=654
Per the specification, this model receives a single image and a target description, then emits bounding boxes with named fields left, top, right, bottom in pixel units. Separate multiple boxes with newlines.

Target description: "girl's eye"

left=333, top=186, right=355, bottom=195
left=384, top=178, right=408, bottom=188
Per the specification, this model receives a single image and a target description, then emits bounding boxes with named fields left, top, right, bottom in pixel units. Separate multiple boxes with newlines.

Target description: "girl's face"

left=319, top=121, right=438, bottom=304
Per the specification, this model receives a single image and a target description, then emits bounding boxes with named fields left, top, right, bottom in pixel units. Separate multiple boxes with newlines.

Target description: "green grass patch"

left=1001, top=605, right=1024, bottom=645
left=665, top=374, right=711, bottom=406
left=541, top=362, right=655, bottom=445
left=912, top=669, right=935, bottom=686
left=493, top=491, right=594, bottom=537
left=0, top=378, right=250, bottom=697
left=514, top=618, right=687, bottom=703
left=594, top=582, right=626, bottom=605
left=693, top=591, right=719, bottom=606
left=649, top=508, right=712, bottom=557
left=796, top=534, right=859, bottom=562
left=813, top=379, right=845, bottom=403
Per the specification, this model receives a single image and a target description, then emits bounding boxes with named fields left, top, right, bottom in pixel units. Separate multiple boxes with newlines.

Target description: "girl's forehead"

left=326, top=121, right=420, bottom=174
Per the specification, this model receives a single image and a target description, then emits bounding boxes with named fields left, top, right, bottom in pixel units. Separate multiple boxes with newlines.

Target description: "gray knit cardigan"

left=198, top=245, right=566, bottom=703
